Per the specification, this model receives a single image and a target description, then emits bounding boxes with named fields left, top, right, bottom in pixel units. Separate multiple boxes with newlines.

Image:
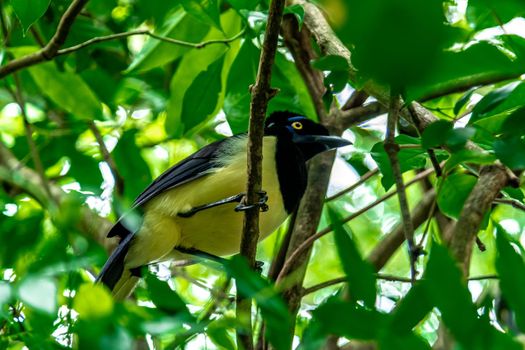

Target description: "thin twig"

left=385, top=94, right=417, bottom=282
left=55, top=28, right=246, bottom=57
left=494, top=198, right=525, bottom=212
left=407, top=103, right=442, bottom=177
left=325, top=168, right=378, bottom=202
left=8, top=75, right=54, bottom=202
left=276, top=166, right=435, bottom=284
left=302, top=274, right=499, bottom=296
left=342, top=90, right=369, bottom=111
left=0, top=0, right=89, bottom=79
left=88, top=121, right=124, bottom=196
left=236, top=0, right=286, bottom=348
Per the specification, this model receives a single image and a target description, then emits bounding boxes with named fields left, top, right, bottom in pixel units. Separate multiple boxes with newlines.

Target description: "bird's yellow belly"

left=133, top=137, right=288, bottom=263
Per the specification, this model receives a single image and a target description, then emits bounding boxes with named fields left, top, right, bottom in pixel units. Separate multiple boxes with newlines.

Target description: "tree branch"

left=368, top=188, right=436, bottom=271
left=325, top=168, right=379, bottom=202
left=88, top=121, right=124, bottom=197
left=236, top=0, right=286, bottom=347
left=446, top=164, right=509, bottom=275
left=276, top=167, right=436, bottom=284
left=0, top=142, right=115, bottom=251
left=384, top=94, right=418, bottom=281
left=55, top=28, right=246, bottom=57
left=0, top=0, right=89, bottom=79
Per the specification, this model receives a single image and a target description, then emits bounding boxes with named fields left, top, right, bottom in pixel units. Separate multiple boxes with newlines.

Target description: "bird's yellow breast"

left=130, top=136, right=287, bottom=263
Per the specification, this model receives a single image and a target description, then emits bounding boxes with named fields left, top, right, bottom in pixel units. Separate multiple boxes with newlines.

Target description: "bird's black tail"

left=96, top=222, right=140, bottom=300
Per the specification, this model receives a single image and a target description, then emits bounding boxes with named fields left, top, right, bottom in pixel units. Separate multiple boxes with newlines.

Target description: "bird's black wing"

left=132, top=137, right=230, bottom=208
left=106, top=137, right=232, bottom=239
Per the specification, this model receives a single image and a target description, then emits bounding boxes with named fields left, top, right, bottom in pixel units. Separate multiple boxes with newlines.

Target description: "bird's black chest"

left=275, top=137, right=307, bottom=213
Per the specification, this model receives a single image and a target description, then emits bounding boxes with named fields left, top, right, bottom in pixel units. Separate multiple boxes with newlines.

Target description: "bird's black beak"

left=292, top=134, right=352, bottom=150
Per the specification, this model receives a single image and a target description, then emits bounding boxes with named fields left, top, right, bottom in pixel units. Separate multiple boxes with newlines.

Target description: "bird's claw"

left=255, top=260, right=264, bottom=273
left=235, top=191, right=269, bottom=212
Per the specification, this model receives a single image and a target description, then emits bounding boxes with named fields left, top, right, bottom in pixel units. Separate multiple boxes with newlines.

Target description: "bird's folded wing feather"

left=106, top=138, right=230, bottom=239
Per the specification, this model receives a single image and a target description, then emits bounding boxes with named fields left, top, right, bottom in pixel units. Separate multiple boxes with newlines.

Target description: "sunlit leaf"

left=74, top=283, right=114, bottom=320
left=18, top=276, right=57, bottom=315
left=181, top=55, right=225, bottom=132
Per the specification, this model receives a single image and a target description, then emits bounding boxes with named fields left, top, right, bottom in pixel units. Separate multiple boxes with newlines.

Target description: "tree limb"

left=384, top=94, right=418, bottom=281
left=236, top=0, right=286, bottom=347
left=0, top=0, right=89, bottom=79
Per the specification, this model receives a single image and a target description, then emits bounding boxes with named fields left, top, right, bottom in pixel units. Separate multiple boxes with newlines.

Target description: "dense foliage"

left=1, top=0, right=525, bottom=349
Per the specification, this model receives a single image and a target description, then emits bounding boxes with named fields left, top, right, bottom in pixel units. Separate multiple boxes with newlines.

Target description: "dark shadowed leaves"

left=225, top=256, right=292, bottom=350
left=11, top=0, right=50, bottom=33
left=437, top=173, right=477, bottom=219
left=327, top=205, right=376, bottom=308
left=496, top=226, right=525, bottom=333
left=371, top=135, right=428, bottom=190
left=494, top=136, right=525, bottom=170
left=145, top=274, right=193, bottom=319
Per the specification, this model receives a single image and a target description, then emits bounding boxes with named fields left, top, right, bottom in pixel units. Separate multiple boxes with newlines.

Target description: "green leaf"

left=313, top=299, right=386, bottom=340
left=501, top=106, right=525, bottom=137
left=181, top=55, right=225, bottom=132
left=469, top=81, right=522, bottom=123
left=268, top=53, right=317, bottom=118
left=0, top=212, right=44, bottom=267
left=0, top=282, right=13, bottom=319
left=207, top=319, right=236, bottom=350
left=339, top=0, right=450, bottom=90
left=74, top=283, right=114, bottom=320
left=226, top=0, right=259, bottom=12
left=224, top=39, right=259, bottom=133
left=378, top=329, right=431, bottom=350
left=112, top=130, right=152, bottom=204
left=467, top=0, right=525, bottom=30
left=405, top=40, right=525, bottom=101
left=389, top=283, right=433, bottom=334
left=327, top=206, right=376, bottom=308
left=496, top=226, right=525, bottom=333
left=445, top=127, right=476, bottom=152
left=225, top=256, right=292, bottom=350
left=18, top=276, right=57, bottom=315
left=14, top=51, right=103, bottom=120
left=284, top=4, right=305, bottom=29
left=167, top=10, right=241, bottom=136
left=10, top=0, right=50, bottom=33
left=421, top=120, right=453, bottom=149
left=494, top=136, right=525, bottom=170
left=423, top=244, right=478, bottom=344
left=437, top=173, right=477, bottom=219
left=454, top=87, right=478, bottom=116
left=180, top=0, right=222, bottom=30
left=370, top=135, right=428, bottom=190
left=127, top=10, right=210, bottom=73
left=145, top=274, right=193, bottom=318
left=311, top=55, right=350, bottom=92
left=444, top=149, right=497, bottom=173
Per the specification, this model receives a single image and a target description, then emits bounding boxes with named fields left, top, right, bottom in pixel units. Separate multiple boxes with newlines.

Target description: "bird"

left=96, top=111, right=351, bottom=299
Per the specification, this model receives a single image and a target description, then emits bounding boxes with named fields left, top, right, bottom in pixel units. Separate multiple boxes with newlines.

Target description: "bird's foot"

left=234, top=191, right=269, bottom=212
left=255, top=260, right=264, bottom=274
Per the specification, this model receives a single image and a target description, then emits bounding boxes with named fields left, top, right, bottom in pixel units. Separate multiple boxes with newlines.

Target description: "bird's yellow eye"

left=291, top=121, right=303, bottom=130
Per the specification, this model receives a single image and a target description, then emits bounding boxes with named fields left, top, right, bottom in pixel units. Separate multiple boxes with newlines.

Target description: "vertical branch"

left=88, top=121, right=124, bottom=196
left=9, top=75, right=54, bottom=203
left=384, top=93, right=417, bottom=281
left=236, top=0, right=286, bottom=348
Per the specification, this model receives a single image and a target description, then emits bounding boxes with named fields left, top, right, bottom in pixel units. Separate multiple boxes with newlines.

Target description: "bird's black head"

left=264, top=111, right=351, bottom=160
